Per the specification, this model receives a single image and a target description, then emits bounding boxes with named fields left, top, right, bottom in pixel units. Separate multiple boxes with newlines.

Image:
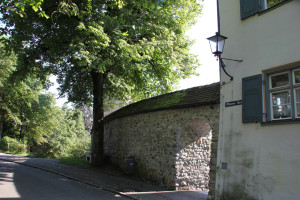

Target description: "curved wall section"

left=104, top=90, right=219, bottom=191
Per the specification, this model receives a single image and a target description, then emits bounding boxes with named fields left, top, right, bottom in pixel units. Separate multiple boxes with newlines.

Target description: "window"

left=240, top=0, right=289, bottom=20
left=261, top=0, right=285, bottom=10
left=267, top=68, right=300, bottom=121
left=294, top=70, right=300, bottom=118
left=242, top=66, right=300, bottom=123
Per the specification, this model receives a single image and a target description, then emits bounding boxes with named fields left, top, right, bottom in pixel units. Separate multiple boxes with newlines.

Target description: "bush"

left=30, top=134, right=91, bottom=159
left=69, top=136, right=91, bottom=159
left=0, top=136, right=26, bottom=154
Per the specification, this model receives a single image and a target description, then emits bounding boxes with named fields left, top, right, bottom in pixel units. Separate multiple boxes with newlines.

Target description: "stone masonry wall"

left=104, top=105, right=219, bottom=191
left=175, top=119, right=213, bottom=191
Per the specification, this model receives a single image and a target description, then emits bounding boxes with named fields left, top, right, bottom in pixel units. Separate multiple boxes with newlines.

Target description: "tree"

left=0, top=42, right=90, bottom=157
left=0, top=41, right=17, bottom=143
left=1, top=0, right=45, bottom=17
left=1, top=77, right=56, bottom=145
left=1, top=0, right=80, bottom=18
left=33, top=106, right=90, bottom=159
left=1, top=0, right=202, bottom=166
left=0, top=41, right=56, bottom=145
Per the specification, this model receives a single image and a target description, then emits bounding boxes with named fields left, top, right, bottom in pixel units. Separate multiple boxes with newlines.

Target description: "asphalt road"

left=0, top=160, right=130, bottom=200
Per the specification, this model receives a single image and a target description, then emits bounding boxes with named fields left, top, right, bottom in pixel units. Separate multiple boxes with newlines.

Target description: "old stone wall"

left=104, top=105, right=219, bottom=191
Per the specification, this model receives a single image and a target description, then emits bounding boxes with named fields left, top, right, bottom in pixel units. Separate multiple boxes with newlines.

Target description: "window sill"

left=261, top=119, right=300, bottom=126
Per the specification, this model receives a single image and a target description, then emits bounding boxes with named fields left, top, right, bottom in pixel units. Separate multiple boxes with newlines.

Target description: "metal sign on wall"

left=225, top=100, right=242, bottom=107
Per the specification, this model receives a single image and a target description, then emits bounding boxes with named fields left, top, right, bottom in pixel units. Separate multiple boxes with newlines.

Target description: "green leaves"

left=0, top=44, right=90, bottom=158
left=14, top=0, right=49, bottom=18
left=0, top=0, right=202, bottom=164
left=2, top=0, right=202, bottom=107
left=33, top=107, right=90, bottom=159
left=57, top=1, right=79, bottom=16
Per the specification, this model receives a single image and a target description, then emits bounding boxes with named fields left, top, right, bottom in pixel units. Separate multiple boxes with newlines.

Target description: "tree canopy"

left=1, top=0, right=202, bottom=166
left=0, top=41, right=90, bottom=158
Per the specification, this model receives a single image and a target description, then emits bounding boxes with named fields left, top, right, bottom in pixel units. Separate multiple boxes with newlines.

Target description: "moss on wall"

left=104, top=82, right=220, bottom=122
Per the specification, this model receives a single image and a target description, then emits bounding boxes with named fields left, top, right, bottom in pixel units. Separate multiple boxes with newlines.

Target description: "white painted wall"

left=217, top=1, right=300, bottom=199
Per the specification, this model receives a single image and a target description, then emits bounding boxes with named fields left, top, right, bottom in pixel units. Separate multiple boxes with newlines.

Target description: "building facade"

left=216, top=0, right=300, bottom=199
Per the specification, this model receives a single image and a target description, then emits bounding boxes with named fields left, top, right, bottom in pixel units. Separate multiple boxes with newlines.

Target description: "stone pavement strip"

left=0, top=153, right=207, bottom=200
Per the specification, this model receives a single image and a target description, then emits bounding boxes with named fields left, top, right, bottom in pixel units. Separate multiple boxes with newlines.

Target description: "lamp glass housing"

left=207, top=33, right=227, bottom=56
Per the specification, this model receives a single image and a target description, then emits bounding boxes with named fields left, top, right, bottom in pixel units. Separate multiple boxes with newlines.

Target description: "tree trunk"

left=20, top=117, right=27, bottom=143
left=91, top=71, right=105, bottom=167
left=20, top=124, right=26, bottom=143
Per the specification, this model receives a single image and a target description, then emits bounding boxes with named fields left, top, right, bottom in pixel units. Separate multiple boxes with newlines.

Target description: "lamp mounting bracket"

left=222, top=58, right=243, bottom=62
left=220, top=57, right=233, bottom=81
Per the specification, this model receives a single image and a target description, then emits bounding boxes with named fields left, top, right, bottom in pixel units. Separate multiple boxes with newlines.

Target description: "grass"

left=1, top=148, right=92, bottom=169
left=58, top=157, right=91, bottom=168
left=1, top=150, right=128, bottom=178
left=0, top=149, right=28, bottom=156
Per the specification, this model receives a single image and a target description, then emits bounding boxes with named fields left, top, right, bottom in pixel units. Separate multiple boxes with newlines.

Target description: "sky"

left=179, top=0, right=219, bottom=89
left=49, top=0, right=219, bottom=106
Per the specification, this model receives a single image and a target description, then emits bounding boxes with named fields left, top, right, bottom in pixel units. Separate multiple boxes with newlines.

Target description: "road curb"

left=0, top=156, right=138, bottom=200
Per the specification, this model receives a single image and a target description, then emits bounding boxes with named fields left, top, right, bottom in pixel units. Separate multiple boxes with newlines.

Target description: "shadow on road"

left=0, top=153, right=208, bottom=200
left=1, top=160, right=129, bottom=200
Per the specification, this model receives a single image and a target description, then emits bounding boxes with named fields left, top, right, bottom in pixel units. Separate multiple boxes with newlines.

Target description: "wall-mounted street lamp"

left=207, top=32, right=234, bottom=81
left=207, top=32, right=243, bottom=81
left=207, top=32, right=227, bottom=56
left=207, top=0, right=243, bottom=81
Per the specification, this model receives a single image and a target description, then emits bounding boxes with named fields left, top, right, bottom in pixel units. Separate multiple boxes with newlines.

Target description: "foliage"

left=69, top=135, right=91, bottom=159
left=0, top=42, right=16, bottom=86
left=0, top=0, right=125, bottom=19
left=1, top=41, right=50, bottom=141
left=1, top=0, right=202, bottom=104
left=58, top=157, right=90, bottom=168
left=0, top=0, right=78, bottom=18
left=1, top=74, right=54, bottom=144
left=0, top=40, right=91, bottom=159
left=267, top=0, right=284, bottom=8
left=0, top=41, right=45, bottom=145
left=1, top=0, right=202, bottom=165
left=0, top=42, right=17, bottom=118
left=0, top=136, right=26, bottom=154
left=0, top=0, right=46, bottom=18
left=32, top=107, right=90, bottom=159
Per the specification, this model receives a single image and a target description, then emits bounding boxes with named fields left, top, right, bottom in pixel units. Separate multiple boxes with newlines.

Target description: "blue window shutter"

left=242, top=74, right=263, bottom=123
left=240, top=0, right=259, bottom=20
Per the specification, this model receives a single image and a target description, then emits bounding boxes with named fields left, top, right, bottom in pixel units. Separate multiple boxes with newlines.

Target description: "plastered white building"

left=215, top=0, right=300, bottom=199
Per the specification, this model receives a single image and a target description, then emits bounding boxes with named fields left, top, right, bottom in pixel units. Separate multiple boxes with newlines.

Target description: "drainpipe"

left=216, top=1, right=221, bottom=200
left=216, top=0, right=220, bottom=33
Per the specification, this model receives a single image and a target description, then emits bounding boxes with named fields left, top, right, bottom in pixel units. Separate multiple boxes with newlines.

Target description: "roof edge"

left=104, top=82, right=220, bottom=122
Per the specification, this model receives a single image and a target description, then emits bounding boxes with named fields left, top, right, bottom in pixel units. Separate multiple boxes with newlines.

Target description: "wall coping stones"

left=104, top=82, right=220, bottom=122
